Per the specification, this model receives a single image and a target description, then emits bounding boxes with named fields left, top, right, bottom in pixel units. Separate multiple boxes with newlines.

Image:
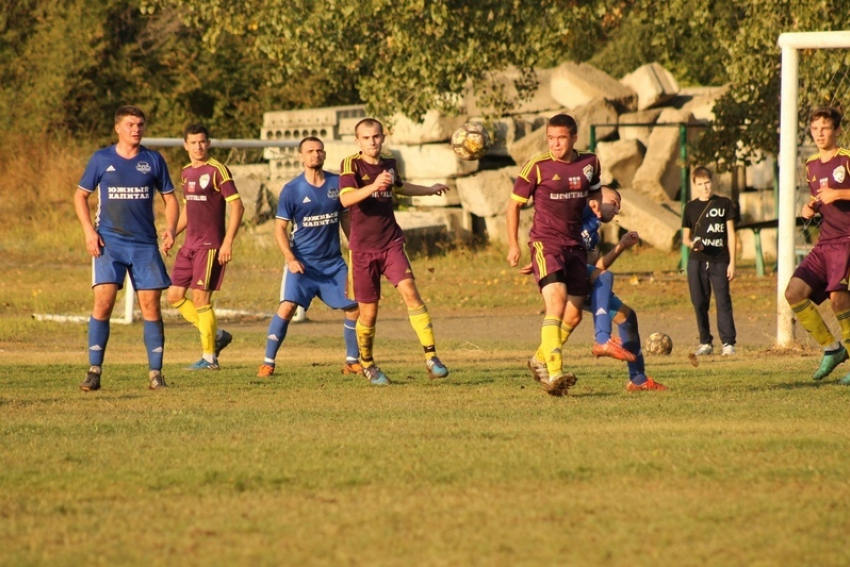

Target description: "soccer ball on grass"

left=451, top=122, right=491, bottom=161
left=645, top=332, right=673, bottom=355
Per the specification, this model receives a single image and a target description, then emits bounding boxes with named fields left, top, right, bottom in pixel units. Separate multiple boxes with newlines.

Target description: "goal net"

left=777, top=31, right=850, bottom=346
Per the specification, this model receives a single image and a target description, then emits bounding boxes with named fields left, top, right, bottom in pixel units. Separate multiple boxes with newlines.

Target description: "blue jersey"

left=78, top=145, right=174, bottom=245
left=581, top=206, right=601, bottom=252
left=277, top=172, right=345, bottom=265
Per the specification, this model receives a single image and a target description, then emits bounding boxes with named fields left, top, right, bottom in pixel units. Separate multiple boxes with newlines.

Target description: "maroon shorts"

left=529, top=241, right=589, bottom=297
left=170, top=247, right=226, bottom=291
left=793, top=241, right=850, bottom=305
left=349, top=242, right=414, bottom=303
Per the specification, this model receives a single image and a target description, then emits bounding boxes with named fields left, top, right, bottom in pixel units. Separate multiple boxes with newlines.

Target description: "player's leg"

left=786, top=250, right=845, bottom=380
left=259, top=266, right=313, bottom=377
left=349, top=250, right=388, bottom=385
left=129, top=245, right=172, bottom=390
left=588, top=267, right=636, bottom=362
left=315, top=257, right=362, bottom=375
left=687, top=258, right=714, bottom=354
left=539, top=278, right=568, bottom=378
left=167, top=247, right=199, bottom=326
left=189, top=288, right=217, bottom=369
left=612, top=301, right=667, bottom=391
left=396, top=278, right=448, bottom=379
left=709, top=261, right=737, bottom=355
left=81, top=245, right=125, bottom=391
left=342, top=305, right=362, bottom=375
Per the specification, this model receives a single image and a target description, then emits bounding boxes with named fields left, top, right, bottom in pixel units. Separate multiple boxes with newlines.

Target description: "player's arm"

left=595, top=231, right=640, bottom=270
left=161, top=192, right=179, bottom=255
left=397, top=181, right=450, bottom=197
left=175, top=200, right=188, bottom=237
left=506, top=198, right=523, bottom=267
left=74, top=188, right=103, bottom=258
left=274, top=218, right=303, bottom=274
left=218, top=197, right=244, bottom=265
left=726, top=219, right=737, bottom=280
left=339, top=170, right=394, bottom=207
left=816, top=185, right=850, bottom=206
left=340, top=209, right=351, bottom=241
left=682, top=227, right=703, bottom=252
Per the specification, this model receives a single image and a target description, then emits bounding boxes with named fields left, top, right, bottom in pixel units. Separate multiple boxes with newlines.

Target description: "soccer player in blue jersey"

left=582, top=187, right=668, bottom=391
left=257, top=136, right=361, bottom=378
left=166, top=124, right=244, bottom=371
left=74, top=105, right=179, bottom=391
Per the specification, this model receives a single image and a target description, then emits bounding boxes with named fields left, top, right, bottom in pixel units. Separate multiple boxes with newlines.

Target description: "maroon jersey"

left=807, top=148, right=850, bottom=244
left=339, top=152, right=405, bottom=252
left=512, top=150, right=602, bottom=247
left=181, top=158, right=240, bottom=249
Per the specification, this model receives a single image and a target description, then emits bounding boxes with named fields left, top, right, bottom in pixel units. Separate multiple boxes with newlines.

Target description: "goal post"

left=776, top=31, right=850, bottom=347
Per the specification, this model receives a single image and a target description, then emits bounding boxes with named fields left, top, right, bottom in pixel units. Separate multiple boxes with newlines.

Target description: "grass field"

left=2, top=141, right=850, bottom=565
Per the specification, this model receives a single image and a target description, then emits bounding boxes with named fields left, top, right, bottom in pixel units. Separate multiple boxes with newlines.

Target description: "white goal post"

left=776, top=31, right=850, bottom=347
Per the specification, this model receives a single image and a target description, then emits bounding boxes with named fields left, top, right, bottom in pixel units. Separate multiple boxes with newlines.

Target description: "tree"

left=142, top=0, right=625, bottom=122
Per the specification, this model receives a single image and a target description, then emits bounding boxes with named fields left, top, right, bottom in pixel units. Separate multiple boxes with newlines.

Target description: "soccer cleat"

left=186, top=358, right=220, bottom=371
left=362, top=364, right=391, bottom=386
left=721, top=344, right=736, bottom=356
left=837, top=372, right=850, bottom=386
left=214, top=330, right=233, bottom=357
left=341, top=361, right=363, bottom=375
left=591, top=339, right=637, bottom=362
left=626, top=377, right=668, bottom=392
left=541, top=372, right=578, bottom=397
left=426, top=356, right=449, bottom=379
left=257, top=364, right=275, bottom=378
left=528, top=355, right=549, bottom=384
left=813, top=345, right=849, bottom=381
left=80, top=368, right=101, bottom=392
left=694, top=344, right=714, bottom=356
left=149, top=371, right=168, bottom=390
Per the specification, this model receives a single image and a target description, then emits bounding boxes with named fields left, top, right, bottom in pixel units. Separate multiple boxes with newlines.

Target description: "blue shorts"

left=279, top=256, right=357, bottom=311
left=93, top=238, right=170, bottom=290
left=583, top=264, right=623, bottom=319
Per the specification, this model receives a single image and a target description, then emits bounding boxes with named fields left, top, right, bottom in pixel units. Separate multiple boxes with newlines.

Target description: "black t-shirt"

left=682, top=195, right=735, bottom=263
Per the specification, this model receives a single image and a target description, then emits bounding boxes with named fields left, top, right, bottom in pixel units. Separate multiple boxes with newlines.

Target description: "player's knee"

left=165, top=287, right=183, bottom=305
left=277, top=301, right=299, bottom=320
left=596, top=270, right=614, bottom=288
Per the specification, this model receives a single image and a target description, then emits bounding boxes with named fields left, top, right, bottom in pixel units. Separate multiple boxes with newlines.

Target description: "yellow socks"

left=790, top=299, right=836, bottom=347
left=356, top=319, right=376, bottom=367
left=836, top=308, right=850, bottom=346
left=172, top=298, right=199, bottom=327
left=540, top=316, right=563, bottom=376
left=408, top=305, right=437, bottom=360
left=196, top=304, right=216, bottom=355
left=559, top=322, right=574, bottom=347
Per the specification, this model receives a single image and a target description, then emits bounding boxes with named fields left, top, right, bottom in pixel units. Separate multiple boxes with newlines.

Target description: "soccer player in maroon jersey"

left=338, top=118, right=450, bottom=385
left=165, top=124, right=244, bottom=370
left=785, top=106, right=850, bottom=384
left=507, top=113, right=603, bottom=396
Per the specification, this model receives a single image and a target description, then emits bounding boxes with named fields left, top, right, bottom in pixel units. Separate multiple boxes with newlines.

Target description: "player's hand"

left=691, top=238, right=704, bottom=252
left=161, top=229, right=175, bottom=256
left=727, top=264, right=736, bottom=281
left=376, top=170, right=394, bottom=189
left=620, top=231, right=639, bottom=248
left=519, top=262, right=533, bottom=275
left=816, top=186, right=840, bottom=205
left=507, top=245, right=521, bottom=267
left=218, top=244, right=233, bottom=265
left=287, top=259, right=305, bottom=274
left=431, top=183, right=450, bottom=196
left=85, top=229, right=103, bottom=258
left=801, top=201, right=817, bottom=219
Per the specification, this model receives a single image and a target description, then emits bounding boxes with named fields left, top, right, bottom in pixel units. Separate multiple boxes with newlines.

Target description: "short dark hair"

left=183, top=123, right=210, bottom=141
left=810, top=106, right=843, bottom=130
left=354, top=118, right=384, bottom=137
left=114, top=105, right=146, bottom=125
left=547, top=114, right=578, bottom=136
left=691, top=166, right=712, bottom=182
left=298, top=136, right=324, bottom=152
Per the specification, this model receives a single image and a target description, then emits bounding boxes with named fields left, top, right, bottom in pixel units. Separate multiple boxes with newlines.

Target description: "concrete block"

left=456, top=167, right=520, bottom=218
left=631, top=107, right=695, bottom=202
left=614, top=189, right=682, bottom=252
left=484, top=206, right=535, bottom=249
left=572, top=97, right=618, bottom=149
left=620, top=63, right=680, bottom=110
left=385, top=110, right=468, bottom=145
left=745, top=153, right=776, bottom=190
left=550, top=62, right=637, bottom=111
left=395, top=210, right=450, bottom=255
left=595, top=139, right=645, bottom=188
left=261, top=105, right=366, bottom=158
left=619, top=108, right=663, bottom=147
left=506, top=124, right=547, bottom=168
left=738, top=227, right=777, bottom=262
left=462, top=66, right=563, bottom=116
left=390, top=143, right=479, bottom=179
left=229, top=164, right=276, bottom=223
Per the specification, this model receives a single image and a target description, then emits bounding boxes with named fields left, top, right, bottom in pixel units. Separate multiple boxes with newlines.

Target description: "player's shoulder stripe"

left=341, top=153, right=361, bottom=175
left=511, top=194, right=529, bottom=204
left=805, top=153, right=821, bottom=163
left=519, top=151, right=551, bottom=178
left=837, top=148, right=850, bottom=158
left=224, top=194, right=241, bottom=202
left=207, top=158, right=233, bottom=181
left=181, top=162, right=193, bottom=171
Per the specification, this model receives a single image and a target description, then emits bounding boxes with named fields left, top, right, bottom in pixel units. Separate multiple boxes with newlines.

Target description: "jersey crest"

left=834, top=166, right=846, bottom=184
left=583, top=164, right=594, bottom=182
left=200, top=173, right=211, bottom=189
left=136, top=161, right=151, bottom=174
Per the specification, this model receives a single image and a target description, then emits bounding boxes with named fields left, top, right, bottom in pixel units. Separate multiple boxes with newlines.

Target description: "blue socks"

left=263, top=314, right=290, bottom=365
left=344, top=318, right=359, bottom=362
left=619, top=310, right=646, bottom=385
left=143, top=319, right=165, bottom=371
left=88, top=317, right=110, bottom=366
left=592, top=270, right=614, bottom=344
